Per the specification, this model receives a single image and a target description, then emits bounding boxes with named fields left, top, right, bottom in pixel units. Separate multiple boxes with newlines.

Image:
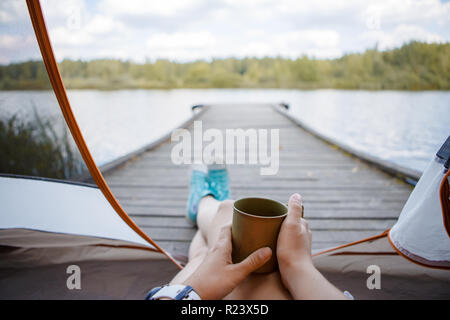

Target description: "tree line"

left=1, top=41, right=449, bottom=90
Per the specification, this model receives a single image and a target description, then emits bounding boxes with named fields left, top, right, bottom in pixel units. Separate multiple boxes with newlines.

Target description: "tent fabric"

left=2, top=229, right=449, bottom=299
left=0, top=176, right=156, bottom=250
left=0, top=228, right=162, bottom=268
left=440, top=169, right=450, bottom=237
left=389, top=153, right=450, bottom=268
left=313, top=235, right=450, bottom=299
left=0, top=176, right=181, bottom=299
left=0, top=243, right=179, bottom=299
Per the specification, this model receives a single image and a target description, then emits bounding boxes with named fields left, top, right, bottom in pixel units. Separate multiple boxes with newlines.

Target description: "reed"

left=0, top=108, right=85, bottom=180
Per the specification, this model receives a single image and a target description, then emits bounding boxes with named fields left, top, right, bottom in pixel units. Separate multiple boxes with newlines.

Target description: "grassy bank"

left=0, top=111, right=86, bottom=180
left=0, top=41, right=449, bottom=90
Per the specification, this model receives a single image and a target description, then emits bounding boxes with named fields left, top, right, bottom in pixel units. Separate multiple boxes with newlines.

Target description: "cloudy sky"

left=1, top=0, right=449, bottom=64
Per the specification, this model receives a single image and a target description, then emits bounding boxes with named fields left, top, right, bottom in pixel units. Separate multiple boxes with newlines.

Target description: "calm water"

left=0, top=89, right=448, bottom=173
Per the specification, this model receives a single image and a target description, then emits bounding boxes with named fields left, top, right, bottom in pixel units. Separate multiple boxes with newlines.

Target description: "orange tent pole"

left=26, top=0, right=182, bottom=270
left=439, top=169, right=450, bottom=238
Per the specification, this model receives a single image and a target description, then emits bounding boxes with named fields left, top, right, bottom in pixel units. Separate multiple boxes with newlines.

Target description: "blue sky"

left=0, top=0, right=449, bottom=64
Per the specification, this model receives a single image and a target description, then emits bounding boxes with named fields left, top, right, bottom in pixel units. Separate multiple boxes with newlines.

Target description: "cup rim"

left=233, top=197, right=288, bottom=219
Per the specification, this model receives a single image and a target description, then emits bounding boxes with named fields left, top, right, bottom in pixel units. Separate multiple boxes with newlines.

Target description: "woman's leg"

left=170, top=230, right=207, bottom=285
left=224, top=271, right=291, bottom=300
left=197, top=195, right=222, bottom=245
left=170, top=196, right=230, bottom=284
left=198, top=197, right=234, bottom=247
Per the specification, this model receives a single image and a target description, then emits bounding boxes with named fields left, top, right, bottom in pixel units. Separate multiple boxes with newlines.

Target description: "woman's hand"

left=183, top=225, right=272, bottom=300
left=277, top=193, right=349, bottom=300
left=277, top=194, right=314, bottom=288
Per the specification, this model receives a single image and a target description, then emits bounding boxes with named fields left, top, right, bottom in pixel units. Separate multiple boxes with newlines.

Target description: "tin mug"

left=231, top=197, right=288, bottom=274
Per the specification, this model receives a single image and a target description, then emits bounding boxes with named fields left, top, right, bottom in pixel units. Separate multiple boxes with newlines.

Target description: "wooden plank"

left=125, top=207, right=401, bottom=219
left=115, top=196, right=407, bottom=208
left=131, top=216, right=194, bottom=228
left=119, top=200, right=404, bottom=211
left=106, top=175, right=399, bottom=184
left=111, top=187, right=410, bottom=198
left=144, top=227, right=381, bottom=244
left=141, top=227, right=197, bottom=241
left=108, top=182, right=407, bottom=191
left=130, top=215, right=396, bottom=231
left=156, top=241, right=191, bottom=257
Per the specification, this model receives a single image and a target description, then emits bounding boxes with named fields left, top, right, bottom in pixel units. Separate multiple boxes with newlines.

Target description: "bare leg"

left=170, top=197, right=231, bottom=285
left=171, top=197, right=292, bottom=299
left=224, top=271, right=291, bottom=300
left=199, top=198, right=234, bottom=247
left=197, top=195, right=221, bottom=244
left=170, top=231, right=207, bottom=285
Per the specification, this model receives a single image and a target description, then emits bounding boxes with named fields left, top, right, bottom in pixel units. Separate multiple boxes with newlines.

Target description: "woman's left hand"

left=183, top=225, right=272, bottom=300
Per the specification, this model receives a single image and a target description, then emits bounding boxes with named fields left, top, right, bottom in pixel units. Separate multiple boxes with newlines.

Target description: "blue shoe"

left=208, top=163, right=230, bottom=201
left=186, top=166, right=211, bottom=226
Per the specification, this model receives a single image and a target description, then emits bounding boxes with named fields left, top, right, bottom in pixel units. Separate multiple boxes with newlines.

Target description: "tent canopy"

left=389, top=138, right=450, bottom=269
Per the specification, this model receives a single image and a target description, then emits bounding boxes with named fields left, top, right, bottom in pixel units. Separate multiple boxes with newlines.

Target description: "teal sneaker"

left=186, top=165, right=212, bottom=226
left=208, top=162, right=230, bottom=201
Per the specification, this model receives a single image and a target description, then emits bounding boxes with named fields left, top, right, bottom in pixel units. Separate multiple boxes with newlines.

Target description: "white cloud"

left=147, top=31, right=216, bottom=50
left=362, top=24, right=444, bottom=50
left=223, top=0, right=360, bottom=15
left=279, top=30, right=340, bottom=49
left=146, top=31, right=217, bottom=60
left=45, top=9, right=129, bottom=60
left=0, top=34, right=35, bottom=49
left=86, top=15, right=119, bottom=35
left=0, top=0, right=29, bottom=24
left=50, top=27, right=94, bottom=46
left=244, top=30, right=341, bottom=59
left=144, top=29, right=341, bottom=60
left=40, top=0, right=88, bottom=23
left=359, top=0, right=450, bottom=26
left=100, top=0, right=204, bottom=17
left=49, top=13, right=127, bottom=45
left=0, top=34, right=21, bottom=48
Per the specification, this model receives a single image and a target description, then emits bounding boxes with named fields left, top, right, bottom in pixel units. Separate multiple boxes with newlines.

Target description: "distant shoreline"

left=1, top=41, right=449, bottom=91
left=1, top=87, right=449, bottom=92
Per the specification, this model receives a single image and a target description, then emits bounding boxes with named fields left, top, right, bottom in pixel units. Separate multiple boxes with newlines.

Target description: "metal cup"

left=231, top=197, right=288, bottom=274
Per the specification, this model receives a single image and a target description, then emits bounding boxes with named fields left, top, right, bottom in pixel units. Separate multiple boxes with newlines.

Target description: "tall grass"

left=0, top=108, right=86, bottom=180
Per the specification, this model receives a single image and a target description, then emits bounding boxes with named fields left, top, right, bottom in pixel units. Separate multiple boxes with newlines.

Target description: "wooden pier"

left=104, top=104, right=413, bottom=257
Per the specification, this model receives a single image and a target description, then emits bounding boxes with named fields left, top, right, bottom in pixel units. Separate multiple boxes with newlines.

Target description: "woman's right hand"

left=277, top=193, right=313, bottom=288
left=277, top=194, right=349, bottom=300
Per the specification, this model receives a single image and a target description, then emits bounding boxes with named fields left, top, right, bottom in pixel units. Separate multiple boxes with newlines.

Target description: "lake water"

left=0, top=89, right=448, bottom=173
